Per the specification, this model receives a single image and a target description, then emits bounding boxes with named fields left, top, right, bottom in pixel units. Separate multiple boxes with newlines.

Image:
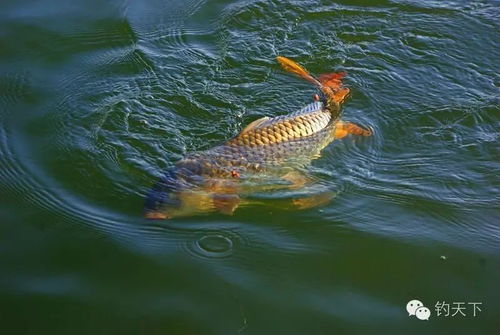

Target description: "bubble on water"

left=190, top=233, right=235, bottom=259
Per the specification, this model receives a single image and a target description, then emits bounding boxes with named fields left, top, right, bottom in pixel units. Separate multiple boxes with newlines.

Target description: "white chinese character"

left=468, top=302, right=482, bottom=316
left=451, top=302, right=467, bottom=317
left=434, top=301, right=450, bottom=317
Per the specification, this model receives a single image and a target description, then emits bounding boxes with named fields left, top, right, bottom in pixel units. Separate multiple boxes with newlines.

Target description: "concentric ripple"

left=188, top=232, right=236, bottom=259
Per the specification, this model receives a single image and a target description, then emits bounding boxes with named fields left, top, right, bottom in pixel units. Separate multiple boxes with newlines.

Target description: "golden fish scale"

left=228, top=109, right=331, bottom=147
left=201, top=129, right=333, bottom=175
left=183, top=127, right=337, bottom=178
left=178, top=102, right=340, bottom=179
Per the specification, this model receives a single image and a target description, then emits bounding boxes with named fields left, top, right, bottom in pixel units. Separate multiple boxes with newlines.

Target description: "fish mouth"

left=144, top=211, right=171, bottom=220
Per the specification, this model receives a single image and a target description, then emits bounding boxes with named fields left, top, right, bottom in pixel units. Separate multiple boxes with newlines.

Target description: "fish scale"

left=178, top=101, right=340, bottom=179
left=228, top=102, right=333, bottom=147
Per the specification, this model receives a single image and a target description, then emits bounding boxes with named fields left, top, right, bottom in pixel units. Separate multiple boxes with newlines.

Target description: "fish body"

left=144, top=57, right=370, bottom=219
left=180, top=101, right=337, bottom=178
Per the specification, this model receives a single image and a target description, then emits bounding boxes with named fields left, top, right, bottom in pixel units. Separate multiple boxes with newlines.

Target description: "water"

left=0, top=0, right=499, bottom=333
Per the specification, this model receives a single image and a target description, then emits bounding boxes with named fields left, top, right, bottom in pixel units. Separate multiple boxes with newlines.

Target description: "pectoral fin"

left=276, top=56, right=322, bottom=87
left=292, top=191, right=335, bottom=210
left=318, top=72, right=346, bottom=91
left=212, top=194, right=241, bottom=215
left=281, top=170, right=312, bottom=189
left=334, top=121, right=372, bottom=139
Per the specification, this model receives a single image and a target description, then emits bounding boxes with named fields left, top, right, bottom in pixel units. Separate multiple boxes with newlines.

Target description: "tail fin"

left=276, top=56, right=349, bottom=103
left=276, top=56, right=321, bottom=87
left=318, top=72, right=346, bottom=91
left=318, top=72, right=349, bottom=103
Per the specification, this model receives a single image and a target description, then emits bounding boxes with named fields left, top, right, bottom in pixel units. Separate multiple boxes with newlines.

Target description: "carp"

left=144, top=57, right=371, bottom=219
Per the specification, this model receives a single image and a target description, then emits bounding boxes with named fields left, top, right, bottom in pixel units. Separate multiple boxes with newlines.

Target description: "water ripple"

left=1, top=0, right=498, bottom=260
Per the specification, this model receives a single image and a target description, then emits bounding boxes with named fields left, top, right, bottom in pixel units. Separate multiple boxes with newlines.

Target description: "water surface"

left=0, top=0, right=499, bottom=333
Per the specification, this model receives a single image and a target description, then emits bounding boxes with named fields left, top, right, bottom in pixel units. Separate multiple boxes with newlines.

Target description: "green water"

left=1, top=0, right=499, bottom=333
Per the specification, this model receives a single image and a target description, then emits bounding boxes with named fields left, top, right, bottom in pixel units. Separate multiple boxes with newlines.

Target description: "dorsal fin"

left=240, top=116, right=270, bottom=134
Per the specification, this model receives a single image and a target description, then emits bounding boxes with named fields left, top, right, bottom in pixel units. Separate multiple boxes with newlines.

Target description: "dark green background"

left=1, top=0, right=499, bottom=334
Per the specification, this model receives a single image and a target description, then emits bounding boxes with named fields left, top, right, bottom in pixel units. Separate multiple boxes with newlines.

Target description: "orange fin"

left=277, top=57, right=350, bottom=104
left=281, top=170, right=311, bottom=189
left=318, top=72, right=347, bottom=90
left=332, top=87, right=350, bottom=104
left=276, top=56, right=321, bottom=86
left=334, top=121, right=372, bottom=139
left=212, top=194, right=241, bottom=215
left=292, top=191, right=335, bottom=210
left=318, top=72, right=349, bottom=103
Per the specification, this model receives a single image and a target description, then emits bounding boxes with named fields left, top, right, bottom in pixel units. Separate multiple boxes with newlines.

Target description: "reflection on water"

left=0, top=0, right=499, bottom=333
